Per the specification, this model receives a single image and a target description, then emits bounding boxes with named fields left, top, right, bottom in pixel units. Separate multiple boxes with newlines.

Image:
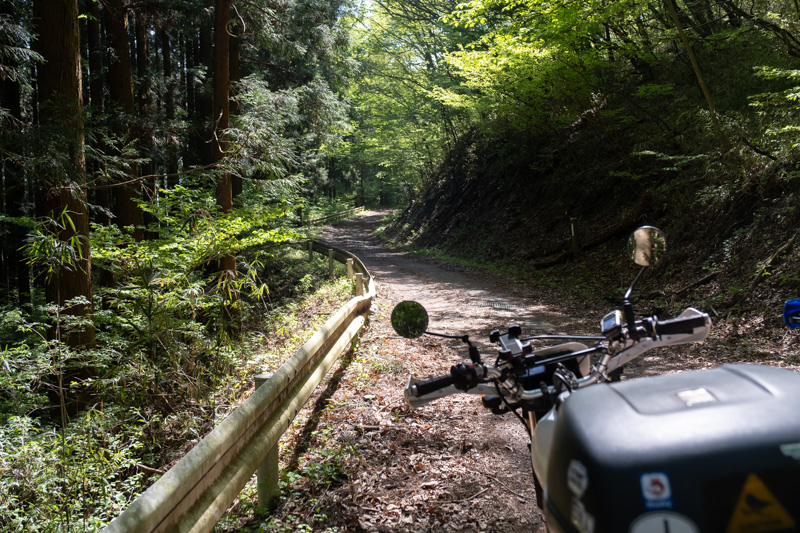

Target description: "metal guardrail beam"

left=307, top=206, right=365, bottom=226
left=103, top=240, right=374, bottom=533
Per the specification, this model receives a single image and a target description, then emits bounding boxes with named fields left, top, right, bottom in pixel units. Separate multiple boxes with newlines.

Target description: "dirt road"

left=319, top=211, right=589, bottom=339
left=306, top=210, right=550, bottom=532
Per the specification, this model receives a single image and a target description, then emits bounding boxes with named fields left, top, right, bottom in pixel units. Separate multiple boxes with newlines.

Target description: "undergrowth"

left=0, top=247, right=355, bottom=531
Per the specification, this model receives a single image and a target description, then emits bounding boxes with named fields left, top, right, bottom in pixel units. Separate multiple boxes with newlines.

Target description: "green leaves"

left=0, top=409, right=149, bottom=530
left=24, top=207, right=87, bottom=283
left=92, top=188, right=302, bottom=344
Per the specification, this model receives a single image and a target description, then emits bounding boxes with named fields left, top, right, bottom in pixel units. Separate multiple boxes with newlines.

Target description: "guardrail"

left=308, top=206, right=365, bottom=226
left=103, top=240, right=374, bottom=533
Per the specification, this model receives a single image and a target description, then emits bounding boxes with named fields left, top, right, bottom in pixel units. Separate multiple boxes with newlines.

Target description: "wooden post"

left=328, top=249, right=335, bottom=278
left=355, top=273, right=364, bottom=296
left=346, top=258, right=354, bottom=279
left=255, top=374, right=279, bottom=511
left=307, top=240, right=313, bottom=262
left=570, top=218, right=580, bottom=259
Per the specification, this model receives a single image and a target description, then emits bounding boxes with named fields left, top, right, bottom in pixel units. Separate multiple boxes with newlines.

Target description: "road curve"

left=317, top=209, right=546, bottom=532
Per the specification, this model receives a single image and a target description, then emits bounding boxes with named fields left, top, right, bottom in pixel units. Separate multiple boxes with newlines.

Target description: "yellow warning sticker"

left=726, top=474, right=796, bottom=533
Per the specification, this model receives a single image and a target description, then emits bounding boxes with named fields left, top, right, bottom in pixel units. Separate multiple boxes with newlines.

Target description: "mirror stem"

left=468, top=344, right=482, bottom=364
left=425, top=331, right=471, bottom=342
left=624, top=266, right=647, bottom=300
left=623, top=266, right=647, bottom=340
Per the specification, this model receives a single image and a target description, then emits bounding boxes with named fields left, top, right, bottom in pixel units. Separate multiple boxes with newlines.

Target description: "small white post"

left=355, top=273, right=364, bottom=296
left=255, top=374, right=279, bottom=511
left=570, top=217, right=580, bottom=259
left=346, top=258, right=354, bottom=279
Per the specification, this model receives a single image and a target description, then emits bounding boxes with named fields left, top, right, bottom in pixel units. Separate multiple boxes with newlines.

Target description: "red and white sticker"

left=640, top=472, right=672, bottom=509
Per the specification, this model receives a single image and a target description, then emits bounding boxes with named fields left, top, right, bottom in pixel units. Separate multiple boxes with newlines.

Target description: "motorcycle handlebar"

left=411, top=374, right=455, bottom=397
left=655, top=315, right=708, bottom=336
left=406, top=309, right=710, bottom=404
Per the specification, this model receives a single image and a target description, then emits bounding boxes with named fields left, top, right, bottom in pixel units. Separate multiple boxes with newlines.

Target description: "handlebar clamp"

left=451, top=362, right=481, bottom=391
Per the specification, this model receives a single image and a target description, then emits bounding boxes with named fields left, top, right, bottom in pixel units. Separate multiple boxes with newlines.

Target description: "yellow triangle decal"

left=726, top=474, right=796, bottom=533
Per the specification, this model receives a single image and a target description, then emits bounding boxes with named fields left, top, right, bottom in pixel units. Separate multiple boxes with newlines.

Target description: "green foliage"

left=0, top=0, right=365, bottom=529
left=89, top=185, right=303, bottom=364
left=0, top=250, right=354, bottom=530
left=0, top=409, right=149, bottom=532
left=346, top=0, right=475, bottom=201
left=24, top=208, right=86, bottom=283
left=350, top=0, right=800, bottom=213
left=0, top=341, right=50, bottom=417
left=749, top=66, right=800, bottom=154
left=0, top=9, right=42, bottom=84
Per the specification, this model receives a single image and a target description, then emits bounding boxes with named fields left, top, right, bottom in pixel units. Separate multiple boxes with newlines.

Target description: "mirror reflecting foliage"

left=627, top=226, right=666, bottom=267
left=391, top=301, right=429, bottom=338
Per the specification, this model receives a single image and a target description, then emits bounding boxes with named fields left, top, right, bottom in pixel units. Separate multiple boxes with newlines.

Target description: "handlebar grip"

left=413, top=374, right=455, bottom=397
left=656, top=315, right=707, bottom=336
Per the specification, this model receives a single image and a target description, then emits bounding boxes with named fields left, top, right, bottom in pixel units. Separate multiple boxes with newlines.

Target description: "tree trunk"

left=86, top=0, right=116, bottom=295
left=0, top=5, right=30, bottom=307
left=87, top=1, right=109, bottom=215
left=78, top=2, right=89, bottom=107
left=135, top=10, right=158, bottom=239
left=185, top=30, right=196, bottom=127
left=199, top=14, right=215, bottom=165
left=135, top=11, right=150, bottom=115
left=33, top=0, right=96, bottom=348
left=214, top=0, right=236, bottom=280
left=184, top=30, right=200, bottom=167
left=163, top=29, right=180, bottom=189
left=106, top=0, right=144, bottom=241
left=230, top=33, right=242, bottom=199
left=214, top=0, right=232, bottom=204
left=87, top=0, right=103, bottom=114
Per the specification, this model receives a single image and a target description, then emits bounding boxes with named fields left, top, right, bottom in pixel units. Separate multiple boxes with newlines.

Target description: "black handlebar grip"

left=656, top=315, right=707, bottom=336
left=413, top=374, right=455, bottom=397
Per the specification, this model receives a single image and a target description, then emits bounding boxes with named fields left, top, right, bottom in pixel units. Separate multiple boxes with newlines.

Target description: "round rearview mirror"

left=391, top=301, right=429, bottom=338
left=627, top=226, right=666, bottom=267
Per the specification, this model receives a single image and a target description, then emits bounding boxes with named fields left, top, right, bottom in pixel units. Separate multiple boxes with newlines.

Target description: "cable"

left=495, top=381, right=529, bottom=432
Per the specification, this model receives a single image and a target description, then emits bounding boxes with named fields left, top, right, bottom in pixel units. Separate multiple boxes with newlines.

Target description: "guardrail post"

left=346, top=258, right=354, bottom=279
left=570, top=217, right=581, bottom=259
left=307, top=240, right=313, bottom=262
left=255, top=374, right=279, bottom=511
left=328, top=249, right=335, bottom=278
left=355, top=273, right=364, bottom=296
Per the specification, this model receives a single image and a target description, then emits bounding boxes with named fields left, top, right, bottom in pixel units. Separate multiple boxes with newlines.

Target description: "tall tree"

left=0, top=4, right=30, bottom=306
left=106, top=0, right=144, bottom=241
left=135, top=9, right=158, bottom=238
left=230, top=32, right=242, bottom=198
left=32, top=0, right=95, bottom=347
left=162, top=27, right=180, bottom=188
left=214, top=0, right=236, bottom=288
